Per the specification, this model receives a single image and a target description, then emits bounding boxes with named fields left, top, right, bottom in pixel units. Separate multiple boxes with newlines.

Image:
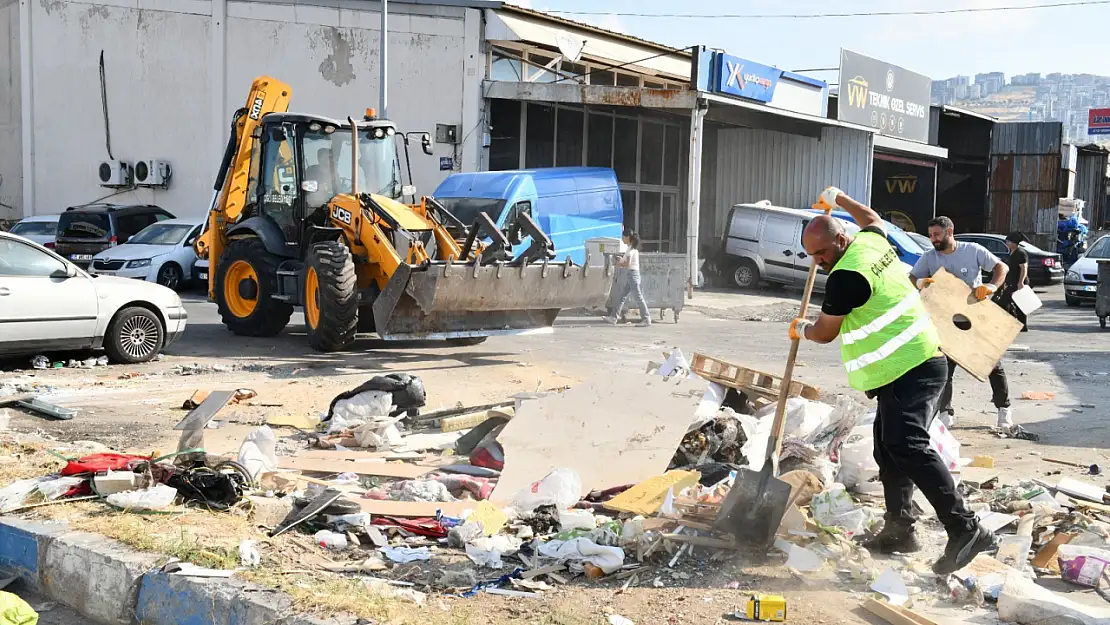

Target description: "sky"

left=509, top=0, right=1110, bottom=83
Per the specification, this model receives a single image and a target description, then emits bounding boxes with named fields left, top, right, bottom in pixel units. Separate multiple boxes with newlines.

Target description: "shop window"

left=491, top=51, right=523, bottom=81
left=587, top=114, right=613, bottom=168
left=661, top=194, right=676, bottom=253
left=620, top=190, right=636, bottom=229
left=640, top=191, right=661, bottom=242
left=590, top=69, right=615, bottom=86
left=613, top=117, right=638, bottom=183
left=525, top=103, right=555, bottom=168
left=640, top=122, right=663, bottom=185
left=616, top=73, right=641, bottom=87
left=528, top=53, right=557, bottom=82
left=561, top=61, right=586, bottom=82
left=556, top=108, right=584, bottom=167
left=644, top=80, right=665, bottom=89
left=489, top=99, right=521, bottom=171
left=664, top=125, right=681, bottom=186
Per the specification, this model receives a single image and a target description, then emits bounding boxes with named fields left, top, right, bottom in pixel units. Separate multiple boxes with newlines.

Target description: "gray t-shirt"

left=910, top=241, right=1000, bottom=288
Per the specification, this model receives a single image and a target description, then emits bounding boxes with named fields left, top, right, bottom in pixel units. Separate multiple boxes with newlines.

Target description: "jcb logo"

left=248, top=93, right=266, bottom=120
left=885, top=175, right=918, bottom=194
left=847, top=76, right=869, bottom=109
left=331, top=205, right=353, bottom=225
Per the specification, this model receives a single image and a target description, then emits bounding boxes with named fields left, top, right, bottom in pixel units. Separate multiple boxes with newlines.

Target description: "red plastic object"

left=60, top=453, right=151, bottom=476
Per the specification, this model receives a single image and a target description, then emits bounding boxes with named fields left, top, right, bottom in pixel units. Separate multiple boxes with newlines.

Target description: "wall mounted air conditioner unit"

left=134, top=159, right=171, bottom=187
left=98, top=160, right=132, bottom=188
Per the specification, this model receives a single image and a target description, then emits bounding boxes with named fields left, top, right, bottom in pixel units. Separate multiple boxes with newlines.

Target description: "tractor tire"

left=215, top=238, right=293, bottom=337
left=304, top=240, right=358, bottom=352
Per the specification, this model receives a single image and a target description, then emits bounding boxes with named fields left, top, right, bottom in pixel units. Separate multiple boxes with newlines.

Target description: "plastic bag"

left=36, top=476, right=86, bottom=500
left=353, top=415, right=405, bottom=450
left=333, top=390, right=393, bottom=423
left=0, top=590, right=38, bottom=625
left=837, top=425, right=880, bottom=493
left=1058, top=544, right=1110, bottom=587
left=511, top=468, right=582, bottom=512
left=315, top=530, right=349, bottom=550
left=0, top=479, right=42, bottom=513
left=929, top=418, right=962, bottom=472
left=237, top=426, right=277, bottom=482
left=106, top=484, right=178, bottom=510
left=537, top=537, right=625, bottom=574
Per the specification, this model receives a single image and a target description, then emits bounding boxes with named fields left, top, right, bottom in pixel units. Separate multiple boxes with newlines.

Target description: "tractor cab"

left=245, top=111, right=430, bottom=255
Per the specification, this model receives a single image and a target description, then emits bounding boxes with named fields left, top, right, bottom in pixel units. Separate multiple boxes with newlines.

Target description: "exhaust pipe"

left=347, top=116, right=359, bottom=196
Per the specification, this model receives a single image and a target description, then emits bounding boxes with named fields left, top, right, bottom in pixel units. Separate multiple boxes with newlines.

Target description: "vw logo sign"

left=886, top=69, right=895, bottom=91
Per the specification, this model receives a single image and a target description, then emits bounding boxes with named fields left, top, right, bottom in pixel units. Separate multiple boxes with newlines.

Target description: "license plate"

left=70, top=254, right=93, bottom=261
left=198, top=272, right=208, bottom=280
left=1085, top=285, right=1098, bottom=292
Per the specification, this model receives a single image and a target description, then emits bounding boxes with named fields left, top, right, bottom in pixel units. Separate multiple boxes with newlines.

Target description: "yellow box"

left=746, top=594, right=787, bottom=622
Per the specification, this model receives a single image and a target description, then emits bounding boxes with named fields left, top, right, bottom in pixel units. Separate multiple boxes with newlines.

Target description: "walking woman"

left=994, top=232, right=1030, bottom=332
left=604, top=229, right=652, bottom=327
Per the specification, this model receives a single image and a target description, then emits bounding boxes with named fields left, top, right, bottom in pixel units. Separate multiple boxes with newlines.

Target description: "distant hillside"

left=944, top=82, right=1110, bottom=146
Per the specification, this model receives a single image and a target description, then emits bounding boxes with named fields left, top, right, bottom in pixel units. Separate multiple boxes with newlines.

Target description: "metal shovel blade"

left=714, top=464, right=792, bottom=549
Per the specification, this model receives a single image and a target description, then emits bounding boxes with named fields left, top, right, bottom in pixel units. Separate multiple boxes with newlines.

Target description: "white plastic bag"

left=332, top=390, right=393, bottom=422
left=36, top=476, right=86, bottom=500
left=237, top=426, right=277, bottom=482
left=106, top=484, right=178, bottom=510
left=837, top=425, right=880, bottom=493
left=511, top=468, right=582, bottom=512
left=537, top=537, right=625, bottom=574
left=928, top=418, right=961, bottom=472
left=353, top=416, right=405, bottom=450
left=0, top=478, right=44, bottom=512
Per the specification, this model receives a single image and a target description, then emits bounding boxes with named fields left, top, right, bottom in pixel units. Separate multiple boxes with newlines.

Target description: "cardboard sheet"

left=277, top=457, right=431, bottom=479
left=919, top=268, right=1023, bottom=381
left=489, top=373, right=704, bottom=505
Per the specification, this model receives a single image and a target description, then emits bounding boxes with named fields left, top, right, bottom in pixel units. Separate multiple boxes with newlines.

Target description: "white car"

left=87, top=218, right=203, bottom=291
left=8, top=215, right=60, bottom=248
left=1064, top=234, right=1110, bottom=306
left=0, top=231, right=187, bottom=363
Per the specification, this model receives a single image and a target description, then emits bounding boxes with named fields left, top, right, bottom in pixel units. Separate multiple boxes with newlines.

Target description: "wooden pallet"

left=690, top=353, right=820, bottom=402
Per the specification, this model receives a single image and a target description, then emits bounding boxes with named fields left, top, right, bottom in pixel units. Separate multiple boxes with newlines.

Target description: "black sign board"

left=838, top=49, right=932, bottom=144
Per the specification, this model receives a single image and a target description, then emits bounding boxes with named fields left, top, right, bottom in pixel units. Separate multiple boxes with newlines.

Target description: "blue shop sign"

left=712, top=53, right=781, bottom=103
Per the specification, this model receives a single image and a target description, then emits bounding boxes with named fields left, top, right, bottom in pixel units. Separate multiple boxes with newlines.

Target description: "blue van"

left=431, top=167, right=624, bottom=266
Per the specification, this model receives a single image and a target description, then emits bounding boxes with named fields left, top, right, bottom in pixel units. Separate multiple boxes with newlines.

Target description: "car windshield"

left=302, top=127, right=403, bottom=200
left=885, top=226, right=920, bottom=254
left=58, top=212, right=111, bottom=239
left=10, top=221, right=57, bottom=236
left=1086, top=236, right=1110, bottom=259
left=435, top=198, right=508, bottom=226
left=128, top=223, right=194, bottom=245
left=907, top=232, right=931, bottom=252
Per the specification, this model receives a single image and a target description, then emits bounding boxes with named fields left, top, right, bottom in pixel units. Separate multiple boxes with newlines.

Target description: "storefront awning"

left=703, top=92, right=875, bottom=139
left=874, top=134, right=949, bottom=161
left=484, top=80, right=696, bottom=110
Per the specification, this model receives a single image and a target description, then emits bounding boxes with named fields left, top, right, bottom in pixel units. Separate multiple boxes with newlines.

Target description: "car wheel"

left=156, top=263, right=184, bottom=291
left=104, top=306, right=165, bottom=364
left=733, top=260, right=759, bottom=289
left=1066, top=294, right=1081, bottom=307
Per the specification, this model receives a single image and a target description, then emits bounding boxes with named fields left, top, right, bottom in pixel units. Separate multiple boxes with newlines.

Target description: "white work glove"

left=813, top=186, right=843, bottom=213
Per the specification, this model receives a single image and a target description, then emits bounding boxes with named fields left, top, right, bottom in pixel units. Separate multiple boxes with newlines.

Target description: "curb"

left=0, top=518, right=337, bottom=625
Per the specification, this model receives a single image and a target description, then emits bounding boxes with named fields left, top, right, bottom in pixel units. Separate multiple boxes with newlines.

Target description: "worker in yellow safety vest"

left=788, top=187, right=995, bottom=575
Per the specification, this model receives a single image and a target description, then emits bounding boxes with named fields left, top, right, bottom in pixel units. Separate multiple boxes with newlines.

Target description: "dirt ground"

left=2, top=286, right=1109, bottom=623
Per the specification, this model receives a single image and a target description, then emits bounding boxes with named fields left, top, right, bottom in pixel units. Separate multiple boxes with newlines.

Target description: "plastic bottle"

left=314, top=530, right=348, bottom=550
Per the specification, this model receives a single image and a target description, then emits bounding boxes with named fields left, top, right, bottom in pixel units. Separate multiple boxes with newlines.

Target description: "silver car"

left=8, top=214, right=60, bottom=248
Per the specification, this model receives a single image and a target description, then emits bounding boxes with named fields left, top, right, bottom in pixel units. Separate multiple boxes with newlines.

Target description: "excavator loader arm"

left=195, top=77, right=292, bottom=300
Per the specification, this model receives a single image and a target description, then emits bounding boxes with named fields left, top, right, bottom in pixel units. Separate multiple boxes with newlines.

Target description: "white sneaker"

left=997, top=406, right=1014, bottom=430
left=602, top=316, right=619, bottom=325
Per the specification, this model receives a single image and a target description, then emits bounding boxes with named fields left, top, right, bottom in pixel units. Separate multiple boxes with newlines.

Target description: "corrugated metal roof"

left=990, top=122, right=1063, bottom=155
left=713, top=126, right=873, bottom=236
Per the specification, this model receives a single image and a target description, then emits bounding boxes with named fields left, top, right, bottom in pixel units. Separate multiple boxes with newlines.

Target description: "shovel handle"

left=764, top=251, right=822, bottom=474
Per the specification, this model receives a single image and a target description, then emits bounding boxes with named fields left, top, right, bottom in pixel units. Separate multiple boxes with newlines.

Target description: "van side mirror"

left=421, top=133, right=433, bottom=156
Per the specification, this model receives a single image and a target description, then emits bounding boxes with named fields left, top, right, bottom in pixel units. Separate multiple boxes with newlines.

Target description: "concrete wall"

left=712, top=125, right=874, bottom=237
left=6, top=0, right=483, bottom=218
left=0, top=0, right=20, bottom=219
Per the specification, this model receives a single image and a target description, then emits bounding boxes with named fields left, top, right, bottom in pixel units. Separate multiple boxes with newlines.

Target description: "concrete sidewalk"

left=682, top=288, right=816, bottom=321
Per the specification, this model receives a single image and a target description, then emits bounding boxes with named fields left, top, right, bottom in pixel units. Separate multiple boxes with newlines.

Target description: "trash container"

left=1097, top=260, right=1110, bottom=329
left=606, top=253, right=686, bottom=323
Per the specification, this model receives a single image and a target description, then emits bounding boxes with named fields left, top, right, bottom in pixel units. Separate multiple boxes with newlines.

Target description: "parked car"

left=806, top=208, right=926, bottom=266
left=8, top=215, right=60, bottom=248
left=722, top=202, right=912, bottom=291
left=192, top=258, right=209, bottom=284
left=88, top=218, right=203, bottom=291
left=0, top=231, right=187, bottom=363
left=953, top=233, right=1064, bottom=287
left=1064, top=234, right=1110, bottom=306
left=54, top=203, right=175, bottom=269
left=906, top=231, right=932, bottom=254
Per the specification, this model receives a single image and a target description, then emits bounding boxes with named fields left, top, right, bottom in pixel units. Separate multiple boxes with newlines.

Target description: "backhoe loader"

left=194, top=76, right=615, bottom=351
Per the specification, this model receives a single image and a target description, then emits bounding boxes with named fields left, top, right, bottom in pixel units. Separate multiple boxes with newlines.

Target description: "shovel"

left=715, top=243, right=822, bottom=549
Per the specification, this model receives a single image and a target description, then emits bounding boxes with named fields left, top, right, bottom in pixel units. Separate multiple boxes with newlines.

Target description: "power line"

left=545, top=0, right=1110, bottom=19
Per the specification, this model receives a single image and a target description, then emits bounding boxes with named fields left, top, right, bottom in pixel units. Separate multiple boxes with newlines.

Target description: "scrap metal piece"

left=174, top=390, right=235, bottom=431
left=16, top=398, right=77, bottom=421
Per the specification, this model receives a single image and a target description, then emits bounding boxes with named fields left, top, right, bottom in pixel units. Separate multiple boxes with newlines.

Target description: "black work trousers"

left=871, top=355, right=976, bottom=536
left=937, top=358, right=1010, bottom=415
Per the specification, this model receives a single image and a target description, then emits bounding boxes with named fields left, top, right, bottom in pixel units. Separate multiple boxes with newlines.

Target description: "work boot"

left=932, top=524, right=998, bottom=576
left=860, top=525, right=921, bottom=554
left=996, top=406, right=1014, bottom=430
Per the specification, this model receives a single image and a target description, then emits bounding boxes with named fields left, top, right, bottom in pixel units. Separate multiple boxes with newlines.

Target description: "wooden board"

left=862, top=598, right=939, bottom=625
left=690, top=353, right=820, bottom=401
left=277, top=457, right=431, bottom=479
left=356, top=498, right=470, bottom=517
left=919, top=268, right=1023, bottom=381
left=295, top=450, right=426, bottom=462
left=488, top=373, right=704, bottom=505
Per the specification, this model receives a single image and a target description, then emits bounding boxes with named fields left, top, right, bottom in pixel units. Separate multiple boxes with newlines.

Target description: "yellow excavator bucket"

left=370, top=259, right=615, bottom=340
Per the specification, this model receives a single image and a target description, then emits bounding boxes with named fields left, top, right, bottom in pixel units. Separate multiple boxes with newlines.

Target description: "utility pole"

left=379, top=0, right=388, bottom=118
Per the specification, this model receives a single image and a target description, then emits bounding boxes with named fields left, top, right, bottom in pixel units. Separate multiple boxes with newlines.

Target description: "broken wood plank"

left=1031, top=532, right=1073, bottom=569
left=690, top=353, right=820, bottom=401
left=918, top=268, right=1023, bottom=381
left=661, top=534, right=738, bottom=549
left=863, top=598, right=939, bottom=625
left=521, top=565, right=566, bottom=580
left=277, top=457, right=431, bottom=479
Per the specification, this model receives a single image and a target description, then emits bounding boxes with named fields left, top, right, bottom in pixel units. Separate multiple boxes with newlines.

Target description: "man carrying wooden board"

left=909, top=216, right=1013, bottom=431
left=788, top=187, right=995, bottom=575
